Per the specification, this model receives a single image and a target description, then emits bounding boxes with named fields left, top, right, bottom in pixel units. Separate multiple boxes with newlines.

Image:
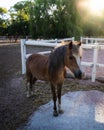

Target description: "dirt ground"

left=0, top=42, right=104, bottom=130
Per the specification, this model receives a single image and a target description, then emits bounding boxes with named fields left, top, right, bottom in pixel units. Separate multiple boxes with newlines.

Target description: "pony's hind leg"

left=26, top=82, right=31, bottom=98
left=26, top=72, right=37, bottom=97
left=50, top=83, right=58, bottom=116
left=57, top=83, right=64, bottom=114
left=30, top=77, right=37, bottom=96
left=26, top=70, right=32, bottom=97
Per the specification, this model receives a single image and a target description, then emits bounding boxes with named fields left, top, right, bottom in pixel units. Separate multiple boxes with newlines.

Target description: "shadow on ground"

left=18, top=90, right=104, bottom=130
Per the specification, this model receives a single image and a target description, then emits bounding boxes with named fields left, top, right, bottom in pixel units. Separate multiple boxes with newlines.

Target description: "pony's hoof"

left=26, top=91, right=34, bottom=98
left=58, top=109, right=64, bottom=114
left=30, top=91, right=34, bottom=96
left=26, top=94, right=31, bottom=98
left=53, top=111, right=58, bottom=117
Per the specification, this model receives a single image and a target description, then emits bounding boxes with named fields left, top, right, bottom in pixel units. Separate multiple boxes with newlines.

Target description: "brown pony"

left=55, top=40, right=83, bottom=78
left=26, top=41, right=82, bottom=116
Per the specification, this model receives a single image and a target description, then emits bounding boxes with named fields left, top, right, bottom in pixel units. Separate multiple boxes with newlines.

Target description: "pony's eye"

left=69, top=56, right=74, bottom=60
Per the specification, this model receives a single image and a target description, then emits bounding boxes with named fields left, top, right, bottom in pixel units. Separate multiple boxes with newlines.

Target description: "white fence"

left=82, top=43, right=104, bottom=82
left=21, top=37, right=104, bottom=82
left=21, top=37, right=74, bottom=74
left=81, top=37, right=104, bottom=44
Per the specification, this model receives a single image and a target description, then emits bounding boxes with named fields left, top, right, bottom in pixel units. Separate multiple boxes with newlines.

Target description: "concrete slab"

left=18, top=90, right=104, bottom=130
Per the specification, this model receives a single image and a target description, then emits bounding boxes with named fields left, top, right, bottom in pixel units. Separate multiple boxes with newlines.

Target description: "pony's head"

left=65, top=41, right=82, bottom=79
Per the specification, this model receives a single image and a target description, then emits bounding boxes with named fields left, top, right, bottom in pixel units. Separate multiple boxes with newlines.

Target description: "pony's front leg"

left=57, top=83, right=64, bottom=114
left=26, top=77, right=37, bottom=98
left=26, top=82, right=34, bottom=98
left=51, top=83, right=58, bottom=116
left=26, top=82, right=31, bottom=98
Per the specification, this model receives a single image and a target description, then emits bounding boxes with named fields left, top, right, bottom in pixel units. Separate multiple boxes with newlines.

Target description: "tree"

left=52, top=0, right=82, bottom=39
left=0, top=7, right=8, bottom=35
left=8, top=1, right=31, bottom=36
left=30, top=0, right=56, bottom=38
left=30, top=0, right=82, bottom=39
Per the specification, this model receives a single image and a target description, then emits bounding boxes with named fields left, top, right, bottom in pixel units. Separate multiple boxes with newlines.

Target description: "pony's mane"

left=48, top=41, right=82, bottom=77
left=56, top=40, right=82, bottom=58
left=48, top=45, right=67, bottom=76
left=55, top=40, right=71, bottom=49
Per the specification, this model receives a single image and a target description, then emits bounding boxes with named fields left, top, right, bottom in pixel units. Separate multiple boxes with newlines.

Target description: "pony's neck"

left=48, top=46, right=66, bottom=76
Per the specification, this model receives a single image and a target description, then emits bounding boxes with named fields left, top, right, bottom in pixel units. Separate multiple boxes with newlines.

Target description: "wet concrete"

left=18, top=90, right=104, bottom=130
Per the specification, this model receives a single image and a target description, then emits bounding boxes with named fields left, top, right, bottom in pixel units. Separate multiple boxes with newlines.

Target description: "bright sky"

left=78, top=0, right=104, bottom=16
left=0, top=0, right=23, bottom=9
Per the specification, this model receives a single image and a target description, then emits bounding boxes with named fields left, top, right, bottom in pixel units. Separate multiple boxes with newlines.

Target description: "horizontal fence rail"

left=82, top=44, right=104, bottom=82
left=21, top=37, right=104, bottom=82
left=81, top=37, right=104, bottom=44
left=21, top=37, right=74, bottom=75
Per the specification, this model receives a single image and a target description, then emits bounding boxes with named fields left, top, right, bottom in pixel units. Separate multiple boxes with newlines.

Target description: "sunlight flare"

left=89, top=0, right=104, bottom=15
left=78, top=0, right=104, bottom=16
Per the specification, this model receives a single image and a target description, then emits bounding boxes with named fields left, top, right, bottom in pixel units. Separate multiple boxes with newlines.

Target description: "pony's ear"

left=69, top=41, right=73, bottom=49
left=77, top=41, right=81, bottom=47
left=51, top=49, right=54, bottom=53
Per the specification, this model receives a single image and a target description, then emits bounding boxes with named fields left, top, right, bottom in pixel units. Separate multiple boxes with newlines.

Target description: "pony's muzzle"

left=74, top=69, right=82, bottom=79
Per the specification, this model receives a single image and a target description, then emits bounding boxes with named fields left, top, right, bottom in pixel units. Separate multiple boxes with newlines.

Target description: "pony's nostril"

left=74, top=70, right=82, bottom=79
left=79, top=71, right=82, bottom=79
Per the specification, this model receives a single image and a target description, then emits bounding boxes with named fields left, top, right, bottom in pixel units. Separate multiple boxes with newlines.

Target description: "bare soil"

left=0, top=43, right=104, bottom=130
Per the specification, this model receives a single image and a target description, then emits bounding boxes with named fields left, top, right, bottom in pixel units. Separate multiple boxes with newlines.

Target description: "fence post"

left=72, top=37, right=75, bottom=41
left=92, top=43, right=98, bottom=82
left=95, top=40, right=97, bottom=44
left=86, top=37, right=88, bottom=44
left=55, top=38, right=58, bottom=43
left=80, top=36, right=82, bottom=43
left=21, top=39, right=26, bottom=74
left=91, top=38, right=93, bottom=44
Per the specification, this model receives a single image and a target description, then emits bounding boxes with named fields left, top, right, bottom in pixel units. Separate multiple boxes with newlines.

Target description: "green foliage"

left=0, top=7, right=8, bottom=35
left=7, top=21, right=29, bottom=36
left=30, top=0, right=82, bottom=39
left=0, top=7, right=7, bottom=16
left=9, top=1, right=30, bottom=22
left=0, top=0, right=104, bottom=39
left=7, top=1, right=31, bottom=36
left=82, top=16, right=104, bottom=37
